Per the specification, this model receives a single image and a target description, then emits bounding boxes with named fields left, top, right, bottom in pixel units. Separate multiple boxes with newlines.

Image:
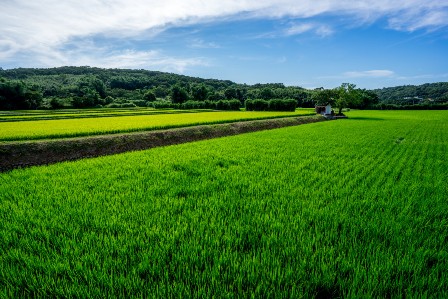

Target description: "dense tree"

left=208, top=91, right=225, bottom=102
left=191, top=84, right=208, bottom=101
left=356, top=89, right=379, bottom=109
left=373, top=82, right=448, bottom=104
left=224, top=87, right=244, bottom=102
left=143, top=90, right=157, bottom=102
left=75, top=76, right=106, bottom=98
left=0, top=78, right=42, bottom=109
left=259, top=88, right=275, bottom=100
left=171, top=85, right=189, bottom=104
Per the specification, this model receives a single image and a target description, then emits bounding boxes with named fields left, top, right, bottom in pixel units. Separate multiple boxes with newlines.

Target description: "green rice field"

left=0, top=108, right=205, bottom=122
left=0, top=109, right=314, bottom=141
left=0, top=110, right=447, bottom=297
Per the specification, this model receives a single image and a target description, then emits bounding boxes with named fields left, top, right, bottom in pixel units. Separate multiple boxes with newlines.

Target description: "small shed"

left=315, top=104, right=332, bottom=115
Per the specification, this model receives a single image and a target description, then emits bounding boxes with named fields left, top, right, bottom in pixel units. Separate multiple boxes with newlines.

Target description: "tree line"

left=1, top=67, right=446, bottom=111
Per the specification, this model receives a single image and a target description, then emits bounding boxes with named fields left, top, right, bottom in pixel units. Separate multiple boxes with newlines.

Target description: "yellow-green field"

left=0, top=108, right=201, bottom=121
left=0, top=109, right=314, bottom=141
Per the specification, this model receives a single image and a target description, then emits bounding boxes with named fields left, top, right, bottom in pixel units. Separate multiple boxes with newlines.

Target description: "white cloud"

left=189, top=39, right=220, bottom=49
left=94, top=50, right=209, bottom=73
left=343, top=70, right=395, bottom=78
left=0, top=0, right=447, bottom=68
left=284, top=23, right=334, bottom=37
left=9, top=43, right=209, bottom=73
left=285, top=23, right=315, bottom=35
left=388, top=7, right=448, bottom=32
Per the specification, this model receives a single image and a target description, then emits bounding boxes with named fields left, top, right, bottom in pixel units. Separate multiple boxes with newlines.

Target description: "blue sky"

left=1, top=1, right=447, bottom=89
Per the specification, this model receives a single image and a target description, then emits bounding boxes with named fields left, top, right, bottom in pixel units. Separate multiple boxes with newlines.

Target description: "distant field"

left=0, top=108, right=206, bottom=122
left=0, top=109, right=314, bottom=141
left=0, top=110, right=446, bottom=297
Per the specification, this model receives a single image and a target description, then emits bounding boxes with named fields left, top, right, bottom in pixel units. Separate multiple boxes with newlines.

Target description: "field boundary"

left=0, top=115, right=325, bottom=172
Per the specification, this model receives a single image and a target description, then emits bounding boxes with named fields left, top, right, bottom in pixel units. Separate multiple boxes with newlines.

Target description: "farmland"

left=0, top=109, right=314, bottom=142
left=0, top=108, right=201, bottom=122
left=0, top=110, right=447, bottom=297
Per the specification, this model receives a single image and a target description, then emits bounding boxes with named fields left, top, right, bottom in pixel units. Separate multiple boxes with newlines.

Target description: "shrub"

left=119, top=102, right=137, bottom=108
left=245, top=99, right=296, bottom=111
left=149, top=101, right=180, bottom=109
left=228, top=99, right=241, bottom=111
left=216, top=100, right=230, bottom=111
left=131, top=100, right=148, bottom=107
left=245, top=99, right=268, bottom=111
left=105, top=103, right=121, bottom=108
left=181, top=100, right=206, bottom=110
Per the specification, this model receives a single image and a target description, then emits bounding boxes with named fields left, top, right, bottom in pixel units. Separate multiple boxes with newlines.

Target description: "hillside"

left=0, top=66, right=312, bottom=110
left=1, top=66, right=447, bottom=110
left=372, top=82, right=448, bottom=104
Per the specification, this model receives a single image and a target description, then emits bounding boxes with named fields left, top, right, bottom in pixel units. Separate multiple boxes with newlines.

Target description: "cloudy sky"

left=1, top=0, right=447, bottom=89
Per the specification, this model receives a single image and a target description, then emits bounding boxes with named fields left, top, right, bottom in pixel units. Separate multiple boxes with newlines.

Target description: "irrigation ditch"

left=0, top=115, right=326, bottom=172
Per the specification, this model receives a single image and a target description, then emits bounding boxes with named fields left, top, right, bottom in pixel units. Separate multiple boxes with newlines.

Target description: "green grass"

left=0, top=109, right=314, bottom=142
left=0, top=110, right=447, bottom=297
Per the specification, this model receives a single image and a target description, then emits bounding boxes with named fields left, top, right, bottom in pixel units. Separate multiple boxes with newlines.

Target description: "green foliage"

left=120, top=102, right=137, bottom=108
left=0, top=67, right=316, bottom=110
left=334, top=83, right=362, bottom=114
left=0, top=78, right=43, bottom=110
left=268, top=99, right=297, bottom=111
left=39, top=98, right=68, bottom=109
left=181, top=100, right=206, bottom=110
left=373, top=82, right=448, bottom=104
left=245, top=99, right=296, bottom=111
left=2, top=67, right=445, bottom=111
left=245, top=99, right=269, bottom=111
left=143, top=91, right=156, bottom=102
left=0, top=111, right=447, bottom=297
left=191, top=84, right=209, bottom=101
left=224, top=87, right=245, bottom=103
left=259, top=87, right=275, bottom=100
left=227, top=99, right=241, bottom=111
left=171, top=85, right=189, bottom=104
left=149, top=100, right=179, bottom=109
left=312, top=88, right=339, bottom=106
left=207, top=91, right=225, bottom=102
left=130, top=100, right=148, bottom=107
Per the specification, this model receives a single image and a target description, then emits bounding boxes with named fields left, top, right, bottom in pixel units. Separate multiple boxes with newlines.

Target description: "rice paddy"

left=0, top=110, right=446, bottom=297
left=0, top=109, right=314, bottom=141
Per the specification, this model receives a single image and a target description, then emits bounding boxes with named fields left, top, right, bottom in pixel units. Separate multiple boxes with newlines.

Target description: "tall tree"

left=191, top=84, right=208, bottom=101
left=335, top=83, right=361, bottom=115
left=0, top=79, right=42, bottom=110
left=312, top=88, right=339, bottom=106
left=171, top=85, right=189, bottom=104
left=143, top=90, right=157, bottom=102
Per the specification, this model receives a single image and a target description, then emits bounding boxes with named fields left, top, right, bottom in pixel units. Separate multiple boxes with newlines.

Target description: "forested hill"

left=372, top=82, right=448, bottom=104
left=0, top=66, right=313, bottom=109
left=0, top=66, right=447, bottom=110
left=0, top=66, right=236, bottom=91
